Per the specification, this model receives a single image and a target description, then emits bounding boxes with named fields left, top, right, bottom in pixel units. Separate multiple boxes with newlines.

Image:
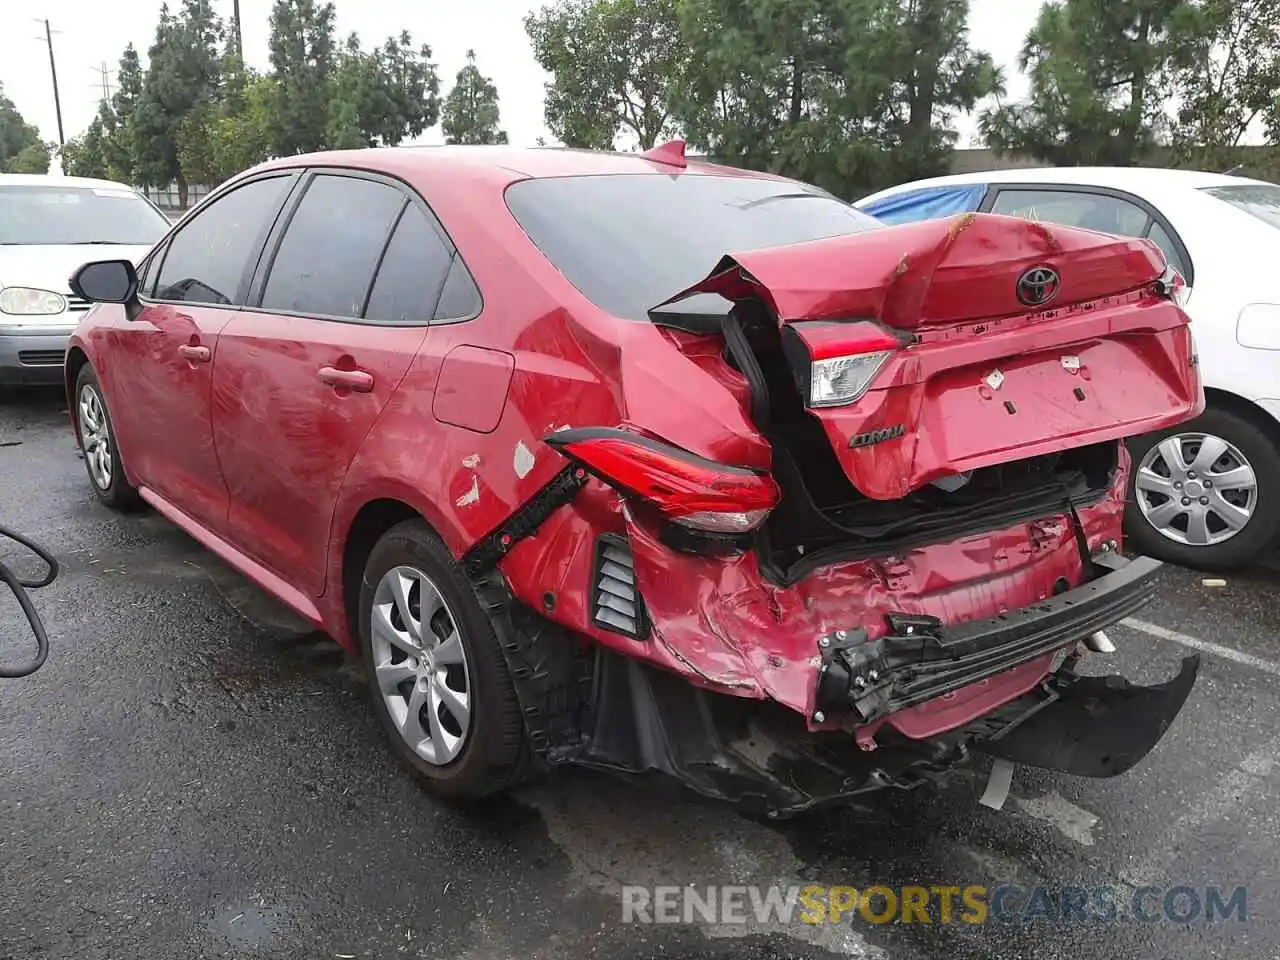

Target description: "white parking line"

left=1120, top=617, right=1280, bottom=677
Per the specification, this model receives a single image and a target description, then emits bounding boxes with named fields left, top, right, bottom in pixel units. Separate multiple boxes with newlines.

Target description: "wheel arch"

left=332, top=490, right=464, bottom=653
left=1203, top=386, right=1280, bottom=448
left=64, top=346, right=90, bottom=421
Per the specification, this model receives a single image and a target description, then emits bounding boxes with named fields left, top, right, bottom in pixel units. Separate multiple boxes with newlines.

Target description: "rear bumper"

left=0, top=328, right=71, bottom=385
left=814, top=551, right=1162, bottom=723
left=484, top=553, right=1197, bottom=817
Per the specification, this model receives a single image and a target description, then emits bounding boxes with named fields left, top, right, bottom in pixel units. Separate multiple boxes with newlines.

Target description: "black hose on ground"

left=0, top=523, right=57, bottom=678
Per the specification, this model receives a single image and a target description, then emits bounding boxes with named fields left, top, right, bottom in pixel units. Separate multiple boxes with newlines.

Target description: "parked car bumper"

left=0, top=326, right=73, bottom=385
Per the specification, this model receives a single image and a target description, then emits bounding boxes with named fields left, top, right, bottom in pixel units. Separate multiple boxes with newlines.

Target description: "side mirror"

left=69, top=259, right=138, bottom=305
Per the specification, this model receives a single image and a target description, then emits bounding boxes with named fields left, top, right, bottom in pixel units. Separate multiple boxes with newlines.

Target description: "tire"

left=358, top=518, right=530, bottom=799
left=1124, top=403, right=1280, bottom=571
left=74, top=364, right=142, bottom=511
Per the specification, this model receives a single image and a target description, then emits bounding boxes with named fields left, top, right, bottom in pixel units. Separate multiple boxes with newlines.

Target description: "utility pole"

left=34, top=19, right=65, bottom=146
left=92, top=63, right=114, bottom=106
left=232, top=0, right=244, bottom=59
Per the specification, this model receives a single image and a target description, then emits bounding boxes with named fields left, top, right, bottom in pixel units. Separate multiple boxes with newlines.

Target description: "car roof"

left=256, top=144, right=787, bottom=187
left=0, top=172, right=140, bottom=191
left=860, top=166, right=1274, bottom=202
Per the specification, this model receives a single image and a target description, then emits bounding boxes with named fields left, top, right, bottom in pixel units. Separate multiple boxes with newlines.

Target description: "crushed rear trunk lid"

left=655, top=212, right=1202, bottom=502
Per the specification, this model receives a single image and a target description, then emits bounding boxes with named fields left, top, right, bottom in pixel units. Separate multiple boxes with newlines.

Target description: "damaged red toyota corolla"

left=64, top=142, right=1202, bottom=817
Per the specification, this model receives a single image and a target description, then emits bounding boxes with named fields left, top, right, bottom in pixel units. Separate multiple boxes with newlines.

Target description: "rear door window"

left=363, top=205, right=453, bottom=325
left=153, top=175, right=293, bottom=306
left=260, top=173, right=407, bottom=319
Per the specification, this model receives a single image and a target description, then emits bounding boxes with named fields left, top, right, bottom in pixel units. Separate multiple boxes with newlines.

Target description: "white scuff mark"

left=513, top=440, right=537, bottom=479
left=1015, top=790, right=1099, bottom=846
left=461, top=453, right=480, bottom=468
left=455, top=476, right=480, bottom=508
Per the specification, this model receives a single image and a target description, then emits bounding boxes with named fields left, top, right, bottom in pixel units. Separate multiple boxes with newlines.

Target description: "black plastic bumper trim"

left=816, top=553, right=1163, bottom=722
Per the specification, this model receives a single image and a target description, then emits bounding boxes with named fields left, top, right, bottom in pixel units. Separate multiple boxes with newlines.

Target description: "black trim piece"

left=721, top=309, right=772, bottom=426
left=473, top=572, right=596, bottom=760
left=974, top=654, right=1199, bottom=778
left=359, top=196, right=411, bottom=319
left=591, top=533, right=650, bottom=640
left=462, top=465, right=589, bottom=576
left=980, top=182, right=1195, bottom=285
left=813, top=554, right=1164, bottom=722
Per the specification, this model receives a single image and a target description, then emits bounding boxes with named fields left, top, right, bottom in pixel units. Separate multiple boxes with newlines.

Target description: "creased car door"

left=210, top=171, right=451, bottom=596
left=103, top=173, right=297, bottom=534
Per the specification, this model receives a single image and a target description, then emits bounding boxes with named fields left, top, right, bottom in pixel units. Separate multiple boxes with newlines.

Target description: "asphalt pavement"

left=2, top=386, right=1279, bottom=959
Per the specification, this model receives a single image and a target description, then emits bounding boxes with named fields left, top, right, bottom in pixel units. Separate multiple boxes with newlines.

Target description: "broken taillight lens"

left=781, top=321, right=909, bottom=408
left=1153, top=265, right=1190, bottom=307
left=545, top=428, right=780, bottom=533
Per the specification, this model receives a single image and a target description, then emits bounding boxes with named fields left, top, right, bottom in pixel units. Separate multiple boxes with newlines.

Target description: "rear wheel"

left=358, top=519, right=530, bottom=798
left=1125, top=404, right=1280, bottom=571
left=75, top=364, right=141, bottom=511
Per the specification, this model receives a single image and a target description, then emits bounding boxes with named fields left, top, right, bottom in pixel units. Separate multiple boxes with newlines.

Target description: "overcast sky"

left=0, top=0, right=1037, bottom=151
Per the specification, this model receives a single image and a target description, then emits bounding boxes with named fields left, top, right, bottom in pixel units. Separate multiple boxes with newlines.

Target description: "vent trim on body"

left=592, top=534, right=649, bottom=640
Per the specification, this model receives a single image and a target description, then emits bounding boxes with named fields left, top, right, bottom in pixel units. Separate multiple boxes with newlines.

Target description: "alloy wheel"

left=78, top=384, right=113, bottom=491
left=1134, top=432, right=1257, bottom=547
left=370, top=564, right=473, bottom=765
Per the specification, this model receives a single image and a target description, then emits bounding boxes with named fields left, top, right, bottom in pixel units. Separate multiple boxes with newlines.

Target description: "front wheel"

left=1125, top=404, right=1280, bottom=571
left=74, top=364, right=141, bottom=511
left=357, top=519, right=531, bottom=799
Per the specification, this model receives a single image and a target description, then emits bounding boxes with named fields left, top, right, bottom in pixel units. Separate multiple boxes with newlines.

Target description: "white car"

left=857, top=167, right=1280, bottom=570
left=0, top=174, right=169, bottom=386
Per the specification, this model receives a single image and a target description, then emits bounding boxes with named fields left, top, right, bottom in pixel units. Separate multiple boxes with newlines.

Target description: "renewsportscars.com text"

left=621, top=884, right=1247, bottom=926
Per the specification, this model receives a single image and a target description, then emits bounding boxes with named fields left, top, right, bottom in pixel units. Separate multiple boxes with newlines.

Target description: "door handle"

left=317, top=366, right=374, bottom=392
left=177, top=344, right=211, bottom=363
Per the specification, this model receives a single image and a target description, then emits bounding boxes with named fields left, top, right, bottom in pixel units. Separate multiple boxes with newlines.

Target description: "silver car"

left=0, top=175, right=169, bottom=385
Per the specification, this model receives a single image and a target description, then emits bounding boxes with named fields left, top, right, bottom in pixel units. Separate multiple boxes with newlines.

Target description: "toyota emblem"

left=1016, top=266, right=1060, bottom=307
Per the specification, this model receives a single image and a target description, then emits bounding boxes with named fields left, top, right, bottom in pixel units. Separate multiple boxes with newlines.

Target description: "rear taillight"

left=1154, top=265, right=1190, bottom=307
left=545, top=428, right=780, bottom=533
left=781, top=321, right=909, bottom=408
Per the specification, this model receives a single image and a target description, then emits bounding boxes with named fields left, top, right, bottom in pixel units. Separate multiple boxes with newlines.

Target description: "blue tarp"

left=858, top=184, right=987, bottom=225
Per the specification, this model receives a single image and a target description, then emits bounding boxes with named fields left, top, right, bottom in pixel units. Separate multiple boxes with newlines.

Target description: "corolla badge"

left=1016, top=266, right=1060, bottom=307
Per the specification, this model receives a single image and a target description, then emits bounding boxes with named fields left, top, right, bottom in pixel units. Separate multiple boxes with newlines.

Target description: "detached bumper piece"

left=814, top=552, right=1164, bottom=723
left=972, top=653, right=1200, bottom=778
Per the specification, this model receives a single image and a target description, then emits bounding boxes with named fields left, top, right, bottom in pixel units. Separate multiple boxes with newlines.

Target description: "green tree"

left=103, top=43, right=145, bottom=181
left=267, top=0, right=337, bottom=155
left=0, top=84, right=44, bottom=173
left=328, top=34, right=379, bottom=148
left=134, top=0, right=225, bottom=203
left=673, top=0, right=989, bottom=194
left=981, top=0, right=1194, bottom=165
left=525, top=0, right=683, bottom=150
left=11, top=142, right=52, bottom=174
left=365, top=31, right=441, bottom=146
left=65, top=107, right=116, bottom=179
left=442, top=50, right=508, bottom=144
left=1168, top=0, right=1280, bottom=171
left=886, top=0, right=1002, bottom=181
left=210, top=72, right=277, bottom=178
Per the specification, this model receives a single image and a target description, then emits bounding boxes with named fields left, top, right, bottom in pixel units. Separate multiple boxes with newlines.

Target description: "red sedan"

left=65, top=143, right=1202, bottom=816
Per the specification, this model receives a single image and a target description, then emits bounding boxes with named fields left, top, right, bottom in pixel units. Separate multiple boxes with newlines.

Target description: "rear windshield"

left=505, top=173, right=883, bottom=321
left=1201, top=183, right=1280, bottom=232
left=0, top=184, right=170, bottom=246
